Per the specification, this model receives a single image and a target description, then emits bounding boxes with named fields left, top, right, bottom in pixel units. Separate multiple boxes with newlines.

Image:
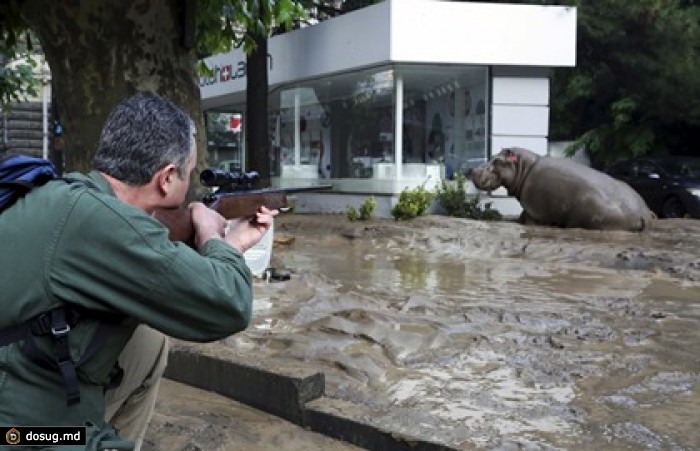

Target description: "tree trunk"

left=246, top=34, right=271, bottom=187
left=19, top=0, right=207, bottom=191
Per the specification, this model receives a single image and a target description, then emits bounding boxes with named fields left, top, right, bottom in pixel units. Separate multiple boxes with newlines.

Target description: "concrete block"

left=304, top=397, right=458, bottom=451
left=165, top=346, right=324, bottom=425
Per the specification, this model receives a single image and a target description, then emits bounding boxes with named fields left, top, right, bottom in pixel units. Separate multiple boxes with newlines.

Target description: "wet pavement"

left=148, top=214, right=700, bottom=450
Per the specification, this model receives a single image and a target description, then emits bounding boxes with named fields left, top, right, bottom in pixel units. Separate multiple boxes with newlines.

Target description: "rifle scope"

left=200, top=168, right=260, bottom=188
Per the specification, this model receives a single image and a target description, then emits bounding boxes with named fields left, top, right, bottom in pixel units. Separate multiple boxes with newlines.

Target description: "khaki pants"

left=104, top=325, right=169, bottom=451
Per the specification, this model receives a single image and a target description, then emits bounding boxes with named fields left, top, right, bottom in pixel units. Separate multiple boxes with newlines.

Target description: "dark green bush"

left=346, top=206, right=360, bottom=221
left=346, top=196, right=377, bottom=221
left=391, top=184, right=434, bottom=220
left=359, top=195, right=377, bottom=220
left=436, top=174, right=502, bottom=221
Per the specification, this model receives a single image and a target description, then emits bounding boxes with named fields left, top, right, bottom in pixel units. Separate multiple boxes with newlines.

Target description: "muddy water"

left=226, top=215, right=700, bottom=450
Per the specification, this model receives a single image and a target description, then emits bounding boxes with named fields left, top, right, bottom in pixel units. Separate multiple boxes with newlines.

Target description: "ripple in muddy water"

left=235, top=215, right=700, bottom=449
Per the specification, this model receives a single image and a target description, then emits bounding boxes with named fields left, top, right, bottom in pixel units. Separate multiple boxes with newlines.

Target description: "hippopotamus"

left=469, top=147, right=654, bottom=231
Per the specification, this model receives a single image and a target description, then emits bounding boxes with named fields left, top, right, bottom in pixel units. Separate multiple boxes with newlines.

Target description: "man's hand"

left=224, top=206, right=278, bottom=253
left=189, top=202, right=227, bottom=249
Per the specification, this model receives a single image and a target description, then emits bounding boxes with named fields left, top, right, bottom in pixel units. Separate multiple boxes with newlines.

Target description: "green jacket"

left=0, top=171, right=253, bottom=439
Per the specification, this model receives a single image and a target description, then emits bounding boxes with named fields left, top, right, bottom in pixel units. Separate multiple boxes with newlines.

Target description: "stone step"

left=146, top=378, right=363, bottom=451
left=164, top=342, right=458, bottom=451
left=304, top=397, right=458, bottom=451
left=165, top=346, right=324, bottom=426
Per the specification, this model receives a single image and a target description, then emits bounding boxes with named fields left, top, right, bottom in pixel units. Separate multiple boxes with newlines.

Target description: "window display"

left=265, top=64, right=487, bottom=191
left=400, top=65, right=488, bottom=179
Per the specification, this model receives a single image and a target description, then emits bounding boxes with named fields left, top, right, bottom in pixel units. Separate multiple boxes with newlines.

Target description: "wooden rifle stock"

left=154, top=186, right=329, bottom=246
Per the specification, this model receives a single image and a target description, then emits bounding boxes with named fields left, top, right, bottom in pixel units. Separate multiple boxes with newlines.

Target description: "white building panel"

left=295, top=3, right=391, bottom=79
left=491, top=136, right=548, bottom=156
left=492, top=77, right=550, bottom=105
left=492, top=105, right=549, bottom=137
left=390, top=0, right=577, bottom=67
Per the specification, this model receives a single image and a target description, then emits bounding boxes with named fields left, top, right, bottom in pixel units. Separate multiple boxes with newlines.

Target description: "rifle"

left=154, top=168, right=331, bottom=246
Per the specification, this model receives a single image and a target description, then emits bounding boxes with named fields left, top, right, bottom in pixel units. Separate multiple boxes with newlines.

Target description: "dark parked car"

left=607, top=157, right=700, bottom=219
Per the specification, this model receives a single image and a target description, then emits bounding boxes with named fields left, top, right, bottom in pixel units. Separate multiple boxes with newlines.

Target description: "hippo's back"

left=530, top=156, right=654, bottom=230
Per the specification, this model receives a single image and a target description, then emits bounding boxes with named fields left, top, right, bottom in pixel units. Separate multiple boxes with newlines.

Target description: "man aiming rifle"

left=155, top=167, right=330, bottom=278
left=0, top=92, right=276, bottom=450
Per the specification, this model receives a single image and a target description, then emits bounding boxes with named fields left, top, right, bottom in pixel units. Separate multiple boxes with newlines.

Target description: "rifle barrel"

left=211, top=184, right=331, bottom=217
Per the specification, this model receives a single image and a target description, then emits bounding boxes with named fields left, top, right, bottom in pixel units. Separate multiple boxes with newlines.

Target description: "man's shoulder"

left=62, top=170, right=109, bottom=192
left=50, top=174, right=152, bottom=231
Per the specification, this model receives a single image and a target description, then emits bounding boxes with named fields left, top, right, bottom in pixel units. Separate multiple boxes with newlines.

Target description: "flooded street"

left=162, top=214, right=700, bottom=450
left=243, top=215, right=700, bottom=449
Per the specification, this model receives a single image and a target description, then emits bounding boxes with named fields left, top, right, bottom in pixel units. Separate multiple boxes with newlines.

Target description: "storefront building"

left=200, top=0, right=577, bottom=216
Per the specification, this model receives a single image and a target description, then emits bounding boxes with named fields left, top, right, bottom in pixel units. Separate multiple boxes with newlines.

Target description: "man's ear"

left=154, top=164, right=178, bottom=196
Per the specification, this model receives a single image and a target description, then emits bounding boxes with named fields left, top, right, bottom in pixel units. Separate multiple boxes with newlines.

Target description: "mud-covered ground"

left=144, top=379, right=363, bottom=450
left=150, top=214, right=700, bottom=450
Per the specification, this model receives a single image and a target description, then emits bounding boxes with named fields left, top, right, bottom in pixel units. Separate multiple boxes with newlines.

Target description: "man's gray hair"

left=92, top=92, right=195, bottom=185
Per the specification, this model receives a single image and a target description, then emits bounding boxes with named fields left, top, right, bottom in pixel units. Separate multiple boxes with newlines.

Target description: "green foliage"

left=436, top=174, right=502, bottom=221
left=0, top=2, right=39, bottom=109
left=471, top=198, right=502, bottom=221
left=346, top=206, right=359, bottom=221
left=197, top=0, right=308, bottom=58
left=391, top=185, right=434, bottom=221
left=0, top=54, right=39, bottom=108
left=359, top=195, right=377, bottom=220
left=346, top=195, right=377, bottom=221
left=435, top=173, right=469, bottom=217
left=550, top=0, right=700, bottom=168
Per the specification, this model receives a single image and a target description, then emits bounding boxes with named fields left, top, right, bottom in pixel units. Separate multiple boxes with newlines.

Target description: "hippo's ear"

left=502, top=148, right=519, bottom=163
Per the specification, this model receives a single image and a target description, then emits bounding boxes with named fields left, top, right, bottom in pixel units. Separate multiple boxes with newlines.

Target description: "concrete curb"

left=164, top=347, right=458, bottom=451
left=304, top=398, right=458, bottom=451
left=164, top=347, right=324, bottom=425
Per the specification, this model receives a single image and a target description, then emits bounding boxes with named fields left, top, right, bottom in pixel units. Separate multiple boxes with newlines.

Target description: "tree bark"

left=246, top=34, right=271, bottom=187
left=19, top=0, right=207, bottom=192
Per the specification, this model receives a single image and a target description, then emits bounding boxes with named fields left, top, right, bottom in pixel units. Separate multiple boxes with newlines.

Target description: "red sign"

left=229, top=115, right=242, bottom=132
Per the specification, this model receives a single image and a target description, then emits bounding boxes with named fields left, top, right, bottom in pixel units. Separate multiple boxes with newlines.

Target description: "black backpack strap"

left=22, top=307, right=83, bottom=405
left=0, top=322, right=31, bottom=347
left=49, top=308, right=81, bottom=405
left=0, top=305, right=103, bottom=406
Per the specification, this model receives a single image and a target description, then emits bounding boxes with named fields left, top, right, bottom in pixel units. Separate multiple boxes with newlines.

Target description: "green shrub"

left=346, top=206, right=360, bottom=221
left=359, top=195, right=377, bottom=220
left=436, top=173, right=470, bottom=217
left=474, top=199, right=503, bottom=221
left=436, top=174, right=502, bottom=221
left=346, top=196, right=377, bottom=221
left=391, top=184, right=435, bottom=220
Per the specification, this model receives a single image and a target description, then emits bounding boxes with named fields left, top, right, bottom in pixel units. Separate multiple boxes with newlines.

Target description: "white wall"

left=490, top=76, right=550, bottom=156
left=390, top=0, right=577, bottom=67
